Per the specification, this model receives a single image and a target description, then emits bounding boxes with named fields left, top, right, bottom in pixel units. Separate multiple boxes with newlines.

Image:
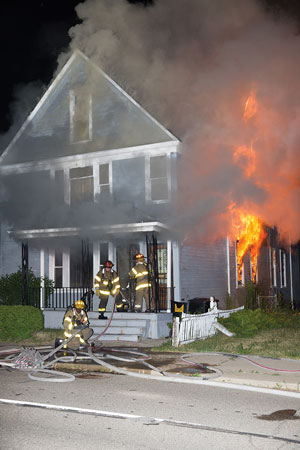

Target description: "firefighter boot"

left=98, top=312, right=108, bottom=320
left=55, top=338, right=63, bottom=348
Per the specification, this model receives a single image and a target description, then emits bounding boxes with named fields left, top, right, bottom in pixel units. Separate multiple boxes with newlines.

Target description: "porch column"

left=93, top=242, right=100, bottom=280
left=139, top=240, right=147, bottom=257
left=172, top=241, right=181, bottom=302
left=62, top=251, right=70, bottom=287
left=108, top=242, right=116, bottom=265
left=167, top=240, right=172, bottom=312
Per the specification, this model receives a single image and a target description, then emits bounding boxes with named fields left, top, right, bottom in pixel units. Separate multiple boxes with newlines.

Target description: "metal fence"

left=172, top=306, right=244, bottom=347
left=42, top=288, right=93, bottom=310
left=5, top=286, right=173, bottom=311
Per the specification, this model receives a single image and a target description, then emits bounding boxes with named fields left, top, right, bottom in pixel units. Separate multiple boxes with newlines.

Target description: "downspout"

left=172, top=242, right=181, bottom=302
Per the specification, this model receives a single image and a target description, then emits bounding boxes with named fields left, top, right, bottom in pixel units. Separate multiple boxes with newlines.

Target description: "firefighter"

left=94, top=260, right=121, bottom=319
left=61, top=299, right=93, bottom=350
left=129, top=253, right=154, bottom=312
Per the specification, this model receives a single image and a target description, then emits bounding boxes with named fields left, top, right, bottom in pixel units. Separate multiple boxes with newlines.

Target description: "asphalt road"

left=0, top=368, right=299, bottom=450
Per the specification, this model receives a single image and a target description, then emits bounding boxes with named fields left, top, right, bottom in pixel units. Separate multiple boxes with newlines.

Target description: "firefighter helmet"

left=103, top=260, right=114, bottom=268
left=135, top=253, right=145, bottom=261
left=75, top=300, right=85, bottom=310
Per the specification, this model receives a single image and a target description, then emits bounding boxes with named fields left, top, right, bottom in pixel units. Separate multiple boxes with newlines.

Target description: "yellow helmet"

left=75, top=300, right=85, bottom=310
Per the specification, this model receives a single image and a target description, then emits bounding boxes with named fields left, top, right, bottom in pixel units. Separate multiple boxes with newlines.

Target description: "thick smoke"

left=54, top=0, right=300, bottom=244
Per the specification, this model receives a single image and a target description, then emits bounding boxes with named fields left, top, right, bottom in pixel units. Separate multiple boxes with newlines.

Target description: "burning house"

left=0, top=49, right=299, bottom=338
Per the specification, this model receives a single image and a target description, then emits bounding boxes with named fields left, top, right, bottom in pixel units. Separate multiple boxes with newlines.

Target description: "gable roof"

left=0, top=49, right=179, bottom=166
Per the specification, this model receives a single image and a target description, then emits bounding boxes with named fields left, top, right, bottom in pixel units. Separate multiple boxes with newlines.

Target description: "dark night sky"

left=0, top=0, right=80, bottom=133
left=0, top=0, right=298, bottom=135
left=0, top=0, right=154, bottom=135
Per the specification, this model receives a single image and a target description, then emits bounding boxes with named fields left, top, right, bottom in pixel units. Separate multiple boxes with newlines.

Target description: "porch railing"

left=1, top=286, right=174, bottom=311
left=42, top=287, right=93, bottom=310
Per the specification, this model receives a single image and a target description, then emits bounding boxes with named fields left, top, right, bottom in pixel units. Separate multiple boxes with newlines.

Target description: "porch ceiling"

left=8, top=221, right=169, bottom=239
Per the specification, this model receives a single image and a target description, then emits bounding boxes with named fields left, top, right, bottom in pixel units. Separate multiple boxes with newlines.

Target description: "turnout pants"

left=134, top=288, right=154, bottom=311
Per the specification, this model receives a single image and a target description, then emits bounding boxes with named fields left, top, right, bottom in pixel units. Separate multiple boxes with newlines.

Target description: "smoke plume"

left=54, top=0, right=300, bottom=244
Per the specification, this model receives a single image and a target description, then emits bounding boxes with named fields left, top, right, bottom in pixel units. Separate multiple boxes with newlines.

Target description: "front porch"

left=43, top=310, right=172, bottom=341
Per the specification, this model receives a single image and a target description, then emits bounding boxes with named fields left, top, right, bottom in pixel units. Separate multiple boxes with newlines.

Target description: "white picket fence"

left=172, top=306, right=244, bottom=347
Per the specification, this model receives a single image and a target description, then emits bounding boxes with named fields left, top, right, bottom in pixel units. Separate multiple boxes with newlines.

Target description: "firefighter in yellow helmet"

left=94, top=260, right=121, bottom=319
left=129, top=253, right=154, bottom=312
left=62, top=299, right=93, bottom=350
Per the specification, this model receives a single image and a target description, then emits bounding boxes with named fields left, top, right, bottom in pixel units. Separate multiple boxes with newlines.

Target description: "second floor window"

left=149, top=155, right=169, bottom=202
left=99, top=163, right=110, bottom=194
left=70, top=166, right=94, bottom=205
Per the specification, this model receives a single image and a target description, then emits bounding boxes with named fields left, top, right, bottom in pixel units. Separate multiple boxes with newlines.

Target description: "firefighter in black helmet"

left=94, top=260, right=121, bottom=319
left=129, top=253, right=154, bottom=312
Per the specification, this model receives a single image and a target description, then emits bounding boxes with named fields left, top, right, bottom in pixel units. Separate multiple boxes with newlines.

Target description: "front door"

left=116, top=243, right=139, bottom=287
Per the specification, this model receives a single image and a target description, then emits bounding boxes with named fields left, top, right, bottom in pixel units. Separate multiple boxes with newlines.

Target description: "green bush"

left=0, top=268, right=54, bottom=306
left=218, top=309, right=300, bottom=338
left=0, top=305, right=44, bottom=341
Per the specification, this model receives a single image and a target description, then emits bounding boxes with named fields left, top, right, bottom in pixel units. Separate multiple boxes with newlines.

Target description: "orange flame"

left=229, top=90, right=265, bottom=284
left=233, top=143, right=256, bottom=177
left=232, top=209, right=267, bottom=284
left=243, top=90, right=257, bottom=122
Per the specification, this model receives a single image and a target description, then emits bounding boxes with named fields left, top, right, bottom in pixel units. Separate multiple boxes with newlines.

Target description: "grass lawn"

left=154, top=327, right=300, bottom=359
left=8, top=329, right=65, bottom=346
left=4, top=309, right=300, bottom=360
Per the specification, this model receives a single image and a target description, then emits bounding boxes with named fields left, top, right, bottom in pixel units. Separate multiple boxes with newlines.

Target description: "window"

left=70, top=90, right=92, bottom=143
left=279, top=249, right=287, bottom=288
left=149, top=155, right=169, bottom=202
left=158, top=246, right=167, bottom=276
left=70, top=242, right=93, bottom=288
left=99, top=163, right=110, bottom=194
left=270, top=248, right=277, bottom=287
left=54, top=251, right=63, bottom=288
left=70, top=166, right=94, bottom=205
left=250, top=253, right=258, bottom=284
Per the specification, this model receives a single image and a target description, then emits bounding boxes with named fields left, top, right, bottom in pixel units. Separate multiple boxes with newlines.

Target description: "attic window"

left=70, top=166, right=94, bottom=205
left=70, top=90, right=92, bottom=143
left=148, top=155, right=169, bottom=202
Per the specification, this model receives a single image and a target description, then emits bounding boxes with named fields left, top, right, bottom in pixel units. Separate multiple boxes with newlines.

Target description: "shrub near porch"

left=0, top=305, right=44, bottom=341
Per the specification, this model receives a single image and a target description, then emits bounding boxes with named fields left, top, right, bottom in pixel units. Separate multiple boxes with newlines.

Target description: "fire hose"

left=0, top=294, right=221, bottom=383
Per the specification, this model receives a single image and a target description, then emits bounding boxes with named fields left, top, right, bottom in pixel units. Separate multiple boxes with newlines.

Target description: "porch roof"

left=8, top=221, right=169, bottom=239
